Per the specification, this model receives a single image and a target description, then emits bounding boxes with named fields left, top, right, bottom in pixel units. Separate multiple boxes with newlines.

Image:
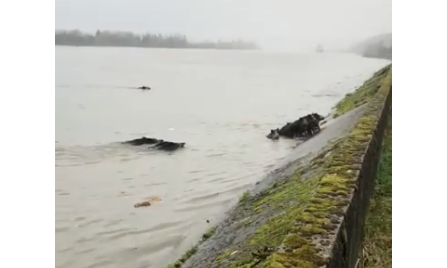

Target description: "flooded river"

left=55, top=46, right=390, bottom=268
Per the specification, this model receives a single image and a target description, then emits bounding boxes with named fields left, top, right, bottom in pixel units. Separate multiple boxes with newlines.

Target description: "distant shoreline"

left=362, top=54, right=392, bottom=61
left=54, top=44, right=259, bottom=51
left=55, top=29, right=259, bottom=51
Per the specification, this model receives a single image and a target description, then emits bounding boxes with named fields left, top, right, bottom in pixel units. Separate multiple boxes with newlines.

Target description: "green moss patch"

left=334, top=64, right=391, bottom=118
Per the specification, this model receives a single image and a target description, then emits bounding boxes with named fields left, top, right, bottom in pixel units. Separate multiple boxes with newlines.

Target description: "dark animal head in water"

left=154, top=141, right=186, bottom=151
left=124, top=136, right=161, bottom=146
left=266, top=129, right=280, bottom=140
left=145, top=137, right=162, bottom=144
left=138, top=86, right=151, bottom=90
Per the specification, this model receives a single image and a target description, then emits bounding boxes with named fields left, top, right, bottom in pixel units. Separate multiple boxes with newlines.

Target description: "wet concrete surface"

left=174, top=105, right=367, bottom=268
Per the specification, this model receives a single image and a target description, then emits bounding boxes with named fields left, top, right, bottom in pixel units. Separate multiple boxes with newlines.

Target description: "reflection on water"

left=55, top=46, right=390, bottom=268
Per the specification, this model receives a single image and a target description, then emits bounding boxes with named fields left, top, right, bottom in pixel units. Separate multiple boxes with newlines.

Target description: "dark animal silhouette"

left=296, top=113, right=325, bottom=137
left=266, top=129, right=280, bottom=140
left=305, top=113, right=325, bottom=135
left=266, top=113, right=325, bottom=140
left=137, top=86, right=151, bottom=90
left=123, top=137, right=162, bottom=146
left=278, top=119, right=308, bottom=138
left=153, top=141, right=186, bottom=151
left=278, top=122, right=297, bottom=138
left=123, top=137, right=186, bottom=152
left=294, top=117, right=311, bottom=137
left=266, top=121, right=300, bottom=140
left=312, top=113, right=325, bottom=121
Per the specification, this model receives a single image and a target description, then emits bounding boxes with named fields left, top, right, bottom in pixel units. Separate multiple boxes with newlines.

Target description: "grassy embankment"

left=333, top=64, right=392, bottom=268
left=167, top=64, right=392, bottom=268
left=360, top=116, right=392, bottom=268
left=334, top=64, right=391, bottom=118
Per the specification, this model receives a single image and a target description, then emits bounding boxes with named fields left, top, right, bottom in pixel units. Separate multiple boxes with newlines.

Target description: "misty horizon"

left=55, top=29, right=259, bottom=45
left=55, top=0, right=391, bottom=52
left=55, top=29, right=260, bottom=50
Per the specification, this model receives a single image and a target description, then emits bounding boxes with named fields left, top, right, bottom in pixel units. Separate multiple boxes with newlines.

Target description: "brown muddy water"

left=55, top=46, right=390, bottom=268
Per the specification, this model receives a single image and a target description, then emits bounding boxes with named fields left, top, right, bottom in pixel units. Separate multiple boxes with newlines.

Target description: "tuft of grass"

left=334, top=64, right=391, bottom=118
left=361, top=116, right=392, bottom=268
left=239, top=190, right=252, bottom=204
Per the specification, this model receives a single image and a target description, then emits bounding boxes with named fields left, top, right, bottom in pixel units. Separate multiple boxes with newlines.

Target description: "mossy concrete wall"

left=167, top=65, right=392, bottom=268
left=327, top=70, right=392, bottom=268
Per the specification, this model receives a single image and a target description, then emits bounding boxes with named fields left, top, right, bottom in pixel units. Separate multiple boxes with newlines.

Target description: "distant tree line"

left=361, top=41, right=392, bottom=60
left=55, top=29, right=259, bottom=50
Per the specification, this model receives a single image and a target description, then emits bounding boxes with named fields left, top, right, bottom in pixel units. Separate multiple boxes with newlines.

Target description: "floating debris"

left=134, top=196, right=162, bottom=208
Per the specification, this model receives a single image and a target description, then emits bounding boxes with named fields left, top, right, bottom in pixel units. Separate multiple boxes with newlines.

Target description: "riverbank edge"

left=167, top=64, right=392, bottom=268
left=55, top=44, right=259, bottom=51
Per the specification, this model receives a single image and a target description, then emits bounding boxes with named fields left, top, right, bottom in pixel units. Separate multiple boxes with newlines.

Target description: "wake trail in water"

left=55, top=142, right=161, bottom=167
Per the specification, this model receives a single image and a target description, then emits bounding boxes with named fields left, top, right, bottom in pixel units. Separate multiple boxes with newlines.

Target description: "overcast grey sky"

left=55, top=0, right=391, bottom=51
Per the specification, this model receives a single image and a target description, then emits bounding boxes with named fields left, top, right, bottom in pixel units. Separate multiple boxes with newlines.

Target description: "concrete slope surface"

left=169, top=104, right=368, bottom=268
